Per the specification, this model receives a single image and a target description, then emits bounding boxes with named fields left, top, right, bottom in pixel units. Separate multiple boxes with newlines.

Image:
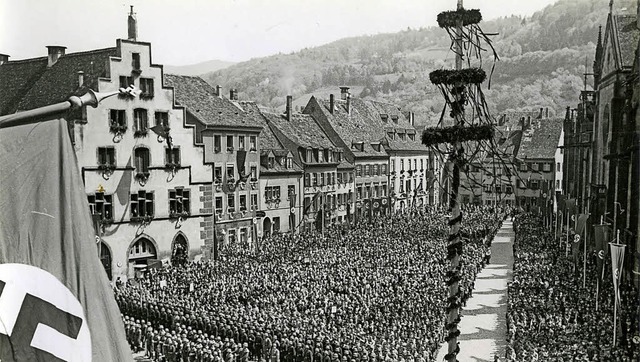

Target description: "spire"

left=593, top=26, right=603, bottom=87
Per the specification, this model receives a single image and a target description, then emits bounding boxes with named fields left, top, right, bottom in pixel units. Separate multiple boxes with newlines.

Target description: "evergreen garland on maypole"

left=423, top=1, right=498, bottom=361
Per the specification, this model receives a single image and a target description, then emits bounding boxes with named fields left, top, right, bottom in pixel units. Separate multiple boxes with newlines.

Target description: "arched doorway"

left=99, top=241, right=112, bottom=280
left=128, top=237, right=157, bottom=267
left=263, top=217, right=272, bottom=238
left=171, top=233, right=188, bottom=267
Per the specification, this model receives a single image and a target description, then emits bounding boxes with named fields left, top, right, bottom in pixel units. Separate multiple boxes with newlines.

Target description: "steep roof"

left=0, top=48, right=116, bottom=115
left=613, top=14, right=640, bottom=68
left=0, top=57, right=48, bottom=115
left=262, top=111, right=336, bottom=150
left=517, top=118, right=563, bottom=160
left=238, top=101, right=282, bottom=150
left=164, top=74, right=261, bottom=129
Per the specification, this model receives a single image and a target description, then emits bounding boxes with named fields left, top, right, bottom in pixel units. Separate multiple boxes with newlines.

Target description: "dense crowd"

left=116, top=205, right=505, bottom=361
left=507, top=215, right=639, bottom=361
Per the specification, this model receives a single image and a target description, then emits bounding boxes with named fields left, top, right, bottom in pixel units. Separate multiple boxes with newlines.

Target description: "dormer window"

left=318, top=149, right=324, bottom=163
left=306, top=149, right=312, bottom=163
left=268, top=156, right=275, bottom=169
left=286, top=156, right=293, bottom=169
left=398, top=132, right=405, bottom=141
left=387, top=132, right=394, bottom=140
left=327, top=150, right=333, bottom=162
left=380, top=114, right=388, bottom=122
left=408, top=134, right=415, bottom=141
left=371, top=143, right=381, bottom=152
left=391, top=115, right=398, bottom=123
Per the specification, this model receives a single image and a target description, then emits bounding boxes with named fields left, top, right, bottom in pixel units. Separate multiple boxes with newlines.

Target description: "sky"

left=1, top=0, right=558, bottom=66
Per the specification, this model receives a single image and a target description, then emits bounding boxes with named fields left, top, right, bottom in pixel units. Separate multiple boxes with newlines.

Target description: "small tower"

left=128, top=5, right=137, bottom=41
left=593, top=26, right=603, bottom=88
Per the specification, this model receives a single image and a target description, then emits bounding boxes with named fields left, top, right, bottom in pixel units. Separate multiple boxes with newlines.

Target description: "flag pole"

left=0, top=86, right=139, bottom=129
left=583, top=215, right=587, bottom=288
left=566, top=210, right=570, bottom=257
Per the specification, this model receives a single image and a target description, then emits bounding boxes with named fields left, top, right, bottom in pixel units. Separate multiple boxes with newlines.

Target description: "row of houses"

left=457, top=109, right=564, bottom=214
left=562, top=2, right=639, bottom=285
left=0, top=9, right=439, bottom=281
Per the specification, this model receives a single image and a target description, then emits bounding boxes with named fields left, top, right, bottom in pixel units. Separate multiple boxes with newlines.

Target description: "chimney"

left=46, top=46, right=66, bottom=67
left=346, top=94, right=351, bottom=115
left=329, top=94, right=335, bottom=114
left=216, top=85, right=222, bottom=97
left=229, top=89, right=238, bottom=101
left=545, top=107, right=549, bottom=118
left=340, top=86, right=350, bottom=100
left=286, top=95, right=293, bottom=121
left=526, top=116, right=531, bottom=129
left=128, top=6, right=137, bottom=41
left=0, top=54, right=8, bottom=65
left=77, top=71, right=84, bottom=87
left=539, top=107, right=544, bottom=119
left=519, top=117, right=525, bottom=130
left=409, top=112, right=415, bottom=126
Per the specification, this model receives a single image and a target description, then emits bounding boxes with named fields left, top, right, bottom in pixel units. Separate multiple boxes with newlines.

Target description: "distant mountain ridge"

left=164, top=59, right=235, bottom=76
left=198, top=0, right=633, bottom=127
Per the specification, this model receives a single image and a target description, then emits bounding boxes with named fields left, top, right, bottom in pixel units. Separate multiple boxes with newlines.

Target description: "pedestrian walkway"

left=436, top=218, right=514, bottom=361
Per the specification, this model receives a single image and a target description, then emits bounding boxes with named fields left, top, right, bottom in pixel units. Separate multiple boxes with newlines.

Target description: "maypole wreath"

left=423, top=1, right=499, bottom=361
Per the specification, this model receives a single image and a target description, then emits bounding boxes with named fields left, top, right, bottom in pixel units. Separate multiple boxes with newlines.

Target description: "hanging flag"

left=593, top=224, right=610, bottom=278
left=609, top=242, right=626, bottom=307
left=236, top=149, right=248, bottom=181
left=576, top=213, right=589, bottom=235
left=0, top=117, right=131, bottom=360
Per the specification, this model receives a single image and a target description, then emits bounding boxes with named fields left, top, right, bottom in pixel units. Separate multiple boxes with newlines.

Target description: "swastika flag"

left=0, top=117, right=130, bottom=361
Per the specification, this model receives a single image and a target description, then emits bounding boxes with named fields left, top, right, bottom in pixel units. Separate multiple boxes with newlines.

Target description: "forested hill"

left=203, top=0, right=628, bottom=127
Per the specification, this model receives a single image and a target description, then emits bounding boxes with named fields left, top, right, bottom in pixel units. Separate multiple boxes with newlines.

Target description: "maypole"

left=422, top=1, right=498, bottom=360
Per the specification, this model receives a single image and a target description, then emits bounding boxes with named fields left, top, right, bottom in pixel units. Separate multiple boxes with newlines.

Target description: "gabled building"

left=0, top=10, right=211, bottom=280
left=239, top=101, right=303, bottom=236
left=164, top=75, right=263, bottom=253
left=304, top=87, right=390, bottom=221
left=305, top=87, right=439, bottom=215
left=515, top=118, right=564, bottom=213
left=263, top=97, right=353, bottom=232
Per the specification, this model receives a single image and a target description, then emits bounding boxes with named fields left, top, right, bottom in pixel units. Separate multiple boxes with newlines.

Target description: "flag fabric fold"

left=610, top=242, right=626, bottom=307
left=593, top=224, right=611, bottom=278
left=0, top=117, right=131, bottom=361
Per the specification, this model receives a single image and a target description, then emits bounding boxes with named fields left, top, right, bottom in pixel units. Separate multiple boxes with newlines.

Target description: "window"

left=250, top=166, right=257, bottom=180
left=495, top=185, right=502, bottom=193
left=268, top=156, right=275, bottom=169
left=240, top=228, right=248, bottom=243
left=304, top=173, right=310, bottom=187
left=409, top=134, right=415, bottom=141
left=364, top=165, right=370, bottom=176
left=532, top=163, right=539, bottom=171
left=400, top=160, right=404, bottom=171
left=97, top=147, right=116, bottom=167
left=382, top=164, right=387, bottom=175
left=133, top=109, right=148, bottom=136
left=505, top=186, right=513, bottom=194
left=273, top=217, right=280, bottom=232
left=387, top=132, right=394, bottom=140
left=238, top=136, right=245, bottom=150
left=557, top=163, right=561, bottom=172
left=169, top=188, right=190, bottom=215
left=226, top=165, right=234, bottom=180
left=530, top=180, right=539, bottom=190
left=320, top=173, right=325, bottom=186
left=286, top=157, right=293, bottom=169
left=520, top=163, right=527, bottom=172
left=265, top=186, right=281, bottom=201
left=356, top=165, right=362, bottom=177
left=139, top=78, right=154, bottom=99
left=131, top=53, right=141, bottom=70
left=88, top=192, right=113, bottom=221
left=228, top=229, right=236, bottom=244
left=134, top=148, right=150, bottom=175
left=337, top=173, right=343, bottom=184
left=227, top=194, right=235, bottom=212
left=543, top=163, right=551, bottom=172
left=165, top=147, right=180, bottom=166
left=327, top=150, right=333, bottom=162
left=215, top=196, right=223, bottom=214
left=420, top=159, right=424, bottom=170
left=382, top=183, right=387, bottom=196
left=226, top=135, right=234, bottom=152
left=556, top=180, right=560, bottom=189
left=130, top=190, right=154, bottom=219
left=357, top=186, right=362, bottom=200
left=155, top=112, right=169, bottom=128
left=251, top=194, right=258, bottom=210
left=288, top=185, right=296, bottom=200
left=119, top=76, right=133, bottom=91
left=249, top=136, right=257, bottom=151
left=318, top=150, right=324, bottom=163
left=214, top=167, right=222, bottom=182
left=239, top=195, right=247, bottom=211
left=109, top=109, right=126, bottom=131
left=398, top=133, right=405, bottom=141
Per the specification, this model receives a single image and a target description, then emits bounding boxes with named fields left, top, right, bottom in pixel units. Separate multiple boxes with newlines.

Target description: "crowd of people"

left=506, top=214, right=639, bottom=361
left=116, top=205, right=505, bottom=361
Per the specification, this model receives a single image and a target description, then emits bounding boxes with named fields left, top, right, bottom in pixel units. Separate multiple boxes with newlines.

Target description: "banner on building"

left=0, top=117, right=131, bottom=360
left=236, top=149, right=248, bottom=180
left=576, top=213, right=589, bottom=235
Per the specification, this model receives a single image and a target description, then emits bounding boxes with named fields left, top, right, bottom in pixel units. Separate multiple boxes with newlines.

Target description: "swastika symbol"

left=0, top=264, right=91, bottom=361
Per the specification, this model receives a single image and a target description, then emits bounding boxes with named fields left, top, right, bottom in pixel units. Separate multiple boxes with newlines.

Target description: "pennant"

left=0, top=117, right=130, bottom=360
left=236, top=149, right=248, bottom=181
left=609, top=242, right=626, bottom=307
